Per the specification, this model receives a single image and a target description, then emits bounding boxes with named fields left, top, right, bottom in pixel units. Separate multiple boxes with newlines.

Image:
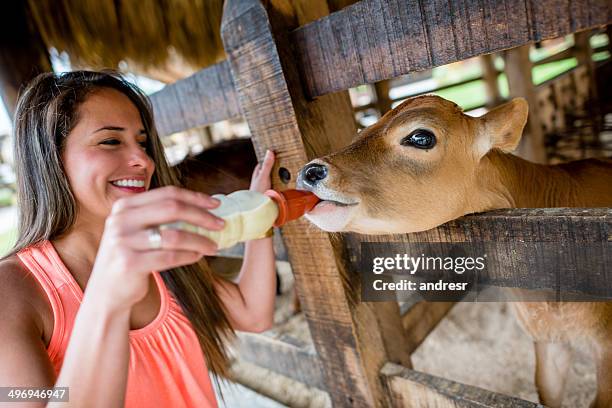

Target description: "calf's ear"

left=475, top=97, right=528, bottom=157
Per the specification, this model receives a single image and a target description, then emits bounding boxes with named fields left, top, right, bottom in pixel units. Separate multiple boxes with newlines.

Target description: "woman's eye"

left=100, top=139, right=147, bottom=149
left=100, top=139, right=119, bottom=145
left=400, top=129, right=436, bottom=149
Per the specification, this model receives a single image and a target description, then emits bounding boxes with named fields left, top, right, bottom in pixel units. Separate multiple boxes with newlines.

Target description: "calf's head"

left=296, top=95, right=528, bottom=234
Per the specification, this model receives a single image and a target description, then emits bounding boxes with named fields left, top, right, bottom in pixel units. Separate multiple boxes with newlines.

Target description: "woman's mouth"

left=111, top=184, right=146, bottom=193
left=110, top=179, right=146, bottom=193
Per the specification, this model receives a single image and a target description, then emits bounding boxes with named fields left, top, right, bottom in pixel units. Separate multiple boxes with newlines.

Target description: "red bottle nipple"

left=264, top=189, right=320, bottom=227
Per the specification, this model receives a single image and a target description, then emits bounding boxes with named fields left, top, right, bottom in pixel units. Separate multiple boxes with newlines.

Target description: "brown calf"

left=297, top=95, right=612, bottom=407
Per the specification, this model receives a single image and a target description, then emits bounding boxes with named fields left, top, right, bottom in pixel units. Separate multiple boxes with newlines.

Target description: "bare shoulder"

left=0, top=255, right=37, bottom=299
left=0, top=255, right=55, bottom=386
left=0, top=255, right=46, bottom=333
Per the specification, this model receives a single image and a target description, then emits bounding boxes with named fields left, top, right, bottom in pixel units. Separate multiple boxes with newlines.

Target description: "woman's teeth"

left=112, top=179, right=145, bottom=188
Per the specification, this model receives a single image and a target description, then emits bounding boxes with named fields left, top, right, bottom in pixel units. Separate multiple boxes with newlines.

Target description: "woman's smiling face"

left=62, top=87, right=155, bottom=225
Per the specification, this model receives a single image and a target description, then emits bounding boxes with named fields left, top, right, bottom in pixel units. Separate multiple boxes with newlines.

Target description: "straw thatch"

left=24, top=0, right=360, bottom=82
left=26, top=0, right=224, bottom=75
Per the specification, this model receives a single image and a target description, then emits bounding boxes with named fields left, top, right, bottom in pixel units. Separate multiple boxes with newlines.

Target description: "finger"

left=137, top=249, right=205, bottom=271
left=112, top=185, right=220, bottom=214
left=260, top=150, right=275, bottom=175
left=131, top=228, right=218, bottom=254
left=111, top=199, right=225, bottom=233
left=252, top=162, right=261, bottom=179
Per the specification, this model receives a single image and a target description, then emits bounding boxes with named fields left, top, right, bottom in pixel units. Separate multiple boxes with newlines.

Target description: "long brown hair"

left=4, top=70, right=234, bottom=379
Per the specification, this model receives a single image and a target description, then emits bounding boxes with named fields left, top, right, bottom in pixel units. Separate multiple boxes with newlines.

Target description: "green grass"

left=0, top=228, right=16, bottom=258
left=388, top=48, right=609, bottom=112
left=594, top=51, right=611, bottom=62
left=426, top=56, right=591, bottom=111
left=532, top=58, right=578, bottom=85
left=433, top=79, right=487, bottom=110
left=591, top=33, right=609, bottom=49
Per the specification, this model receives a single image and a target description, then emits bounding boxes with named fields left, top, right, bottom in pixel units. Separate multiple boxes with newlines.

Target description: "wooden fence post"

left=374, top=80, right=393, bottom=116
left=574, top=30, right=598, bottom=102
left=504, top=45, right=547, bottom=163
left=480, top=54, right=502, bottom=108
left=221, top=0, right=411, bottom=406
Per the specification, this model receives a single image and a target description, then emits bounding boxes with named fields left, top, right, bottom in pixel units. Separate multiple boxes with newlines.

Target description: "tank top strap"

left=16, top=240, right=72, bottom=362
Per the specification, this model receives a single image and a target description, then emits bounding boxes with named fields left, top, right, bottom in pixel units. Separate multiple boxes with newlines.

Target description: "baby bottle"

left=160, top=189, right=319, bottom=249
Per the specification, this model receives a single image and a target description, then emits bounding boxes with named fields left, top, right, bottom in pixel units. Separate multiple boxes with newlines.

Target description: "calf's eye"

left=400, top=129, right=436, bottom=149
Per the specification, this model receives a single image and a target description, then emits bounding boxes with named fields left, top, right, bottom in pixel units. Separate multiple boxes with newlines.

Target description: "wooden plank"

left=373, top=80, right=392, bottom=115
left=534, top=84, right=559, bottom=135
left=530, top=0, right=570, bottom=41
left=480, top=54, right=502, bottom=107
left=380, top=363, right=544, bottom=407
left=348, top=208, right=612, bottom=299
left=421, top=0, right=459, bottom=67
left=235, top=332, right=325, bottom=390
left=574, top=30, right=598, bottom=101
left=533, top=47, right=573, bottom=66
left=504, top=45, right=547, bottom=163
left=343, top=237, right=455, bottom=357
left=292, top=0, right=612, bottom=97
left=221, top=1, right=411, bottom=406
left=150, top=60, right=241, bottom=137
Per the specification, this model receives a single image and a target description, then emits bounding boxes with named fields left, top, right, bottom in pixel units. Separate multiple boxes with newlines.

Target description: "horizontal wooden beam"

left=293, top=0, right=612, bottom=97
left=380, top=363, right=542, bottom=407
left=235, top=332, right=325, bottom=390
left=345, top=208, right=612, bottom=299
left=593, top=44, right=608, bottom=54
left=234, top=300, right=456, bottom=390
left=150, top=60, right=241, bottom=137
left=352, top=208, right=610, bottom=243
left=533, top=47, right=574, bottom=66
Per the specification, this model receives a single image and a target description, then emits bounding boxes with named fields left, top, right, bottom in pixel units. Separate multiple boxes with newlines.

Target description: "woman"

left=0, top=71, right=277, bottom=407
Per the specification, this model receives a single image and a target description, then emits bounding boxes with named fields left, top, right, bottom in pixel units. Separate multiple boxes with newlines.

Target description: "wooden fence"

left=150, top=0, right=612, bottom=406
left=356, top=30, right=605, bottom=116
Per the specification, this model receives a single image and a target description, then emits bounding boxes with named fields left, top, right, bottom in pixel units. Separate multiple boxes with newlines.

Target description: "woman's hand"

left=249, top=150, right=275, bottom=193
left=86, top=186, right=225, bottom=312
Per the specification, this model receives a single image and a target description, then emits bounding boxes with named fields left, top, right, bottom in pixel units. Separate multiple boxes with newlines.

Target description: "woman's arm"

left=214, top=150, right=277, bottom=332
left=0, top=259, right=130, bottom=408
left=1, top=187, right=225, bottom=408
left=47, top=290, right=131, bottom=408
left=214, top=237, right=276, bottom=332
left=0, top=259, right=55, bottom=408
left=49, top=187, right=222, bottom=407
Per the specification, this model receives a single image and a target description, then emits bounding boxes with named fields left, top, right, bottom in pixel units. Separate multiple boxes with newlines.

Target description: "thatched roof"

left=27, top=0, right=224, bottom=79
left=25, top=0, right=358, bottom=82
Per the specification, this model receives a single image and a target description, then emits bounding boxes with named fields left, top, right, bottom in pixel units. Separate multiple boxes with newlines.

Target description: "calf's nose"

left=299, top=162, right=328, bottom=188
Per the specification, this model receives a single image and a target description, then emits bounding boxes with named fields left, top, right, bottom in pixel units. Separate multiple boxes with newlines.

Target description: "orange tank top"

left=17, top=240, right=218, bottom=408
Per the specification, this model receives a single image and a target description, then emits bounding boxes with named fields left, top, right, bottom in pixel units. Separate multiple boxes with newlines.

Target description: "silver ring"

left=147, top=227, right=162, bottom=250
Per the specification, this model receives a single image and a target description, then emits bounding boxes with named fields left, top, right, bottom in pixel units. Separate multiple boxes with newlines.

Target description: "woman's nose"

left=127, top=145, right=153, bottom=169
